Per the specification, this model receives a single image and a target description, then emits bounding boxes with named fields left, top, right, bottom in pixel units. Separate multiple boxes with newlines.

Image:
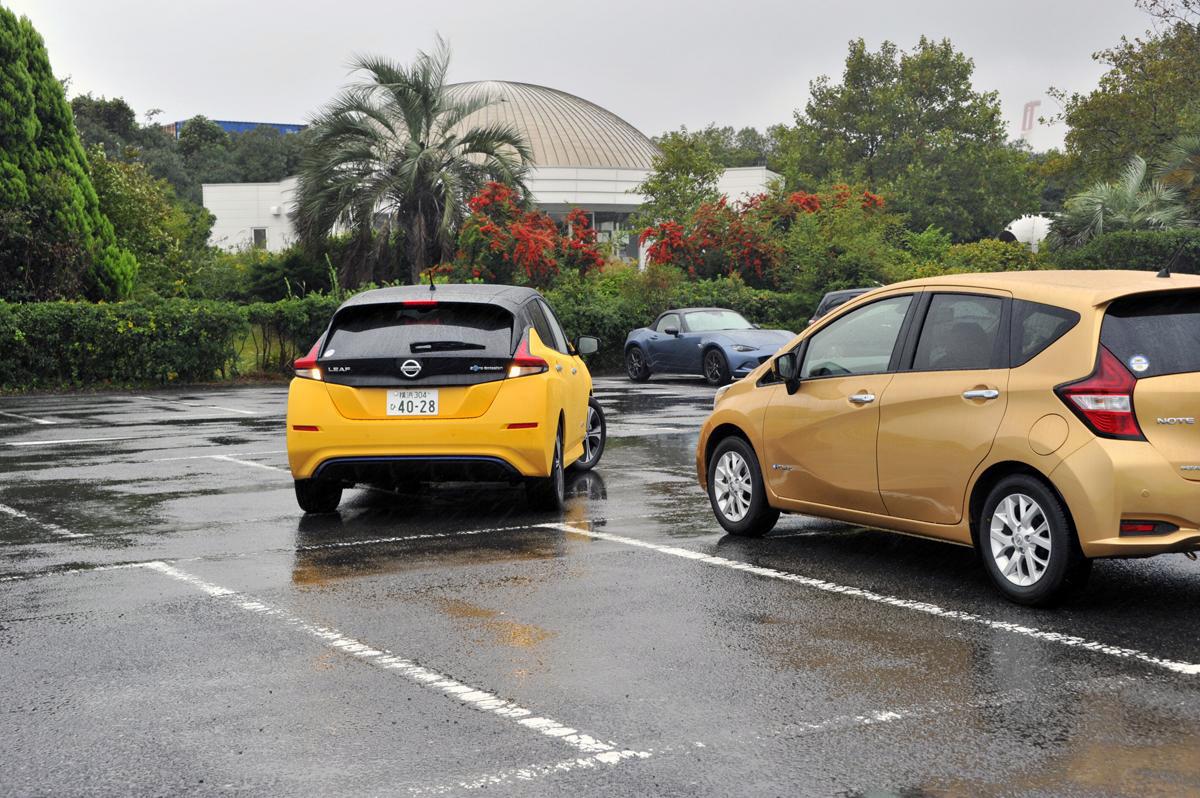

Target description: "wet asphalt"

left=1, top=377, right=1199, bottom=797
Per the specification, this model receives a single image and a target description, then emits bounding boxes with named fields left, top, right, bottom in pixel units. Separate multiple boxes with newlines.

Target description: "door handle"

left=963, top=389, right=1000, bottom=400
left=848, top=393, right=876, bottom=405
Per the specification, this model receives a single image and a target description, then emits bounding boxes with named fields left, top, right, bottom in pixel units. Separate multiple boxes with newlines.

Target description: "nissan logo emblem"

left=400, top=359, right=422, bottom=378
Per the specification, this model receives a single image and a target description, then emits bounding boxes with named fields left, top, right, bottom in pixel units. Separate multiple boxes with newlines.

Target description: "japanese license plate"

left=386, top=389, right=438, bottom=416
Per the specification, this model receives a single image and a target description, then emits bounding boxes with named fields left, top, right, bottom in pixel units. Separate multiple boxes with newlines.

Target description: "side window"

left=1011, top=299, right=1079, bottom=367
left=537, top=300, right=570, bottom=354
left=801, top=296, right=913, bottom=379
left=912, top=294, right=1004, bottom=372
left=656, top=313, right=680, bottom=333
left=526, top=301, right=557, bottom=351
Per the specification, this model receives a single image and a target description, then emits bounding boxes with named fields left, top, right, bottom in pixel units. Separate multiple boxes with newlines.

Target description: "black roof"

left=338, top=284, right=540, bottom=312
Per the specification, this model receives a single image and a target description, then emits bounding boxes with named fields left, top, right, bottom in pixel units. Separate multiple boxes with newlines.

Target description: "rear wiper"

left=410, top=340, right=487, bottom=352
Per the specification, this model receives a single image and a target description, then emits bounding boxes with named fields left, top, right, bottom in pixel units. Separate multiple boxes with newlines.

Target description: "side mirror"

left=664, top=326, right=680, bottom=337
left=574, top=335, right=599, bottom=355
left=774, top=352, right=801, bottom=395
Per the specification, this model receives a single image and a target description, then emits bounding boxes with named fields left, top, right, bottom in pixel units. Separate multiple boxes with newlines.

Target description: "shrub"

left=0, top=299, right=247, bottom=390
left=1044, top=228, right=1200, bottom=274
left=901, top=239, right=1045, bottom=280
left=243, top=295, right=340, bottom=373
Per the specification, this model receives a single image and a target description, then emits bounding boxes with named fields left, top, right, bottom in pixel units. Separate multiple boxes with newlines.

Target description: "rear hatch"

left=1103, top=289, right=1200, bottom=482
left=318, top=300, right=517, bottom=420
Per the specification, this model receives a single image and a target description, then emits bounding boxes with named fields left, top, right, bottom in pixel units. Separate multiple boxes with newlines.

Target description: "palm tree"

left=294, top=39, right=532, bottom=285
left=1050, top=155, right=1195, bottom=247
left=1157, top=133, right=1200, bottom=210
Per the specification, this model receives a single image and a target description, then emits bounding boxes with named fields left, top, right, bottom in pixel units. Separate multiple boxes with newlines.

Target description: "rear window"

left=1101, top=291, right=1200, bottom=378
left=1011, top=300, right=1079, bottom=367
left=323, top=303, right=514, bottom=359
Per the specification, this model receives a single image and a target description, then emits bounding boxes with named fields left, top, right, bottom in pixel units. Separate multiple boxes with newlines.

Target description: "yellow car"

left=286, top=284, right=604, bottom=513
left=696, top=270, right=1200, bottom=605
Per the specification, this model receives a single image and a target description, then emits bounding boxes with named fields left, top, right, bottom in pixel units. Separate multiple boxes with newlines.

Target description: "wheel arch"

left=703, top=422, right=755, bottom=472
left=968, top=460, right=1079, bottom=549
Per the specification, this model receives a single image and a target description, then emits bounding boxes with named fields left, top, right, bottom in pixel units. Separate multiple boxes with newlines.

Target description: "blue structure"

left=162, top=119, right=306, bottom=138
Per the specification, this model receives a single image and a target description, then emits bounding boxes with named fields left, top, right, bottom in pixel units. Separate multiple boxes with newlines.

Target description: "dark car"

left=624, top=308, right=794, bottom=386
left=808, top=288, right=872, bottom=325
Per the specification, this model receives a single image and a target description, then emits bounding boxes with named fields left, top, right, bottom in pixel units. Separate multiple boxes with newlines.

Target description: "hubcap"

left=989, top=493, right=1053, bottom=586
left=713, top=451, right=753, bottom=522
left=582, top=406, right=602, bottom=463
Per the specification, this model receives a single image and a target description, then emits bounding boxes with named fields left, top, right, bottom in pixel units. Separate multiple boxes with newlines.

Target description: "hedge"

left=1045, top=229, right=1200, bottom=274
left=0, top=298, right=342, bottom=392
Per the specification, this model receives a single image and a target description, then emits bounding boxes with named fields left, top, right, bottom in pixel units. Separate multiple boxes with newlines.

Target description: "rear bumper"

left=1051, top=438, right=1200, bottom=557
left=286, top=377, right=554, bottom=481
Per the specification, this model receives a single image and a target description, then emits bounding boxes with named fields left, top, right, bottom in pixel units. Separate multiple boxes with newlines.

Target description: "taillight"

left=508, top=331, right=548, bottom=378
left=1055, top=346, right=1144, bottom=441
left=294, top=339, right=323, bottom=381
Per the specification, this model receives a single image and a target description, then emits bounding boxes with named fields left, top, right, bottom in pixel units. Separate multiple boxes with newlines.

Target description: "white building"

left=202, top=81, right=779, bottom=257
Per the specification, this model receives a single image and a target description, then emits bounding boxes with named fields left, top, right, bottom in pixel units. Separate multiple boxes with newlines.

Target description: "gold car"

left=696, top=270, right=1200, bottom=605
left=287, top=285, right=604, bottom=514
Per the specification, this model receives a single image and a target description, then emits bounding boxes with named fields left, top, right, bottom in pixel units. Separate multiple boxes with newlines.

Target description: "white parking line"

left=546, top=522, right=1200, bottom=677
left=5, top=435, right=142, bottom=447
left=0, top=410, right=55, bottom=425
left=409, top=749, right=651, bottom=794
left=209, top=454, right=286, bottom=472
left=142, top=561, right=648, bottom=760
left=0, top=502, right=89, bottom=539
left=152, top=450, right=285, bottom=462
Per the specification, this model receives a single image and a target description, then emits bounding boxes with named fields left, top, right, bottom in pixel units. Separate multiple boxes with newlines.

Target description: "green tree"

left=0, top=7, right=135, bottom=300
left=632, top=129, right=723, bottom=227
left=294, top=39, right=531, bottom=285
left=1049, top=22, right=1200, bottom=185
left=177, top=115, right=239, bottom=187
left=657, top=125, right=774, bottom=168
left=1051, top=155, right=1195, bottom=246
left=88, top=146, right=214, bottom=296
left=1157, top=133, right=1200, bottom=213
left=774, top=37, right=1040, bottom=240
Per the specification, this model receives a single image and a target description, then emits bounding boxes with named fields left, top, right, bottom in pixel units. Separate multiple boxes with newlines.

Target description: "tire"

left=977, top=474, right=1091, bottom=607
left=571, top=397, right=606, bottom=472
left=626, top=346, right=651, bottom=382
left=527, top=425, right=566, bottom=511
left=295, top=478, right=343, bottom=514
left=706, top=436, right=779, bottom=536
left=704, top=348, right=731, bottom=386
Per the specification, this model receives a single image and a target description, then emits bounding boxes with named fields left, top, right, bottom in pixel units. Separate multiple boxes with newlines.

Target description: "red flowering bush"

left=640, top=184, right=892, bottom=289
left=456, top=183, right=604, bottom=288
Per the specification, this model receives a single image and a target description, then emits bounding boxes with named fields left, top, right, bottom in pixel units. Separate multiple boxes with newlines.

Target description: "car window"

left=537, top=299, right=570, bottom=354
left=801, top=296, right=912, bottom=379
left=526, top=300, right=557, bottom=351
left=1011, top=299, right=1079, bottom=367
left=1101, top=289, right=1200, bottom=378
left=684, top=309, right=754, bottom=332
left=656, top=313, right=680, bottom=333
left=324, top=303, right=514, bottom=358
left=912, top=294, right=1004, bottom=372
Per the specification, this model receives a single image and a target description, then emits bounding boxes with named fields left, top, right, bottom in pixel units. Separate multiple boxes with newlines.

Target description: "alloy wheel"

left=713, top=450, right=753, bottom=522
left=627, top=349, right=644, bottom=379
left=989, top=493, right=1053, bottom=586
left=705, top=351, right=723, bottom=383
left=582, top=405, right=602, bottom=464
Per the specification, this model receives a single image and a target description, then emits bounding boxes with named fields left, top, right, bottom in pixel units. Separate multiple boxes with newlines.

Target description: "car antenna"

left=1158, top=241, right=1185, bottom=278
left=428, top=270, right=437, bottom=292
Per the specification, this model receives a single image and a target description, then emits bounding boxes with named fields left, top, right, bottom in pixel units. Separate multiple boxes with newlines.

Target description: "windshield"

left=685, top=310, right=754, bottom=332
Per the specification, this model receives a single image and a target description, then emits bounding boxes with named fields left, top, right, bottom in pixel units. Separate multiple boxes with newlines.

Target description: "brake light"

left=1055, top=346, right=1144, bottom=441
left=294, top=339, right=323, bottom=381
left=403, top=300, right=438, bottom=308
left=508, top=331, right=548, bottom=378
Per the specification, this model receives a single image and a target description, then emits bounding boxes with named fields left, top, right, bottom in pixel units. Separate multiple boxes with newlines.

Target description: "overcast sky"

left=10, top=0, right=1158, bottom=150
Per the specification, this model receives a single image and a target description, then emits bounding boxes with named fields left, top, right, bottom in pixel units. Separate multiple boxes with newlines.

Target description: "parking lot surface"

left=2, top=378, right=1200, bottom=796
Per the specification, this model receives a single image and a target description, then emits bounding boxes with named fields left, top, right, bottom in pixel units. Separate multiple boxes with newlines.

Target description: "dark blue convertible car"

left=624, top=308, right=795, bottom=385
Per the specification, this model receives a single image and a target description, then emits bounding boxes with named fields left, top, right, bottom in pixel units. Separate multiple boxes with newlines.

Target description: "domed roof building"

left=201, top=81, right=778, bottom=258
left=446, top=81, right=659, bottom=170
